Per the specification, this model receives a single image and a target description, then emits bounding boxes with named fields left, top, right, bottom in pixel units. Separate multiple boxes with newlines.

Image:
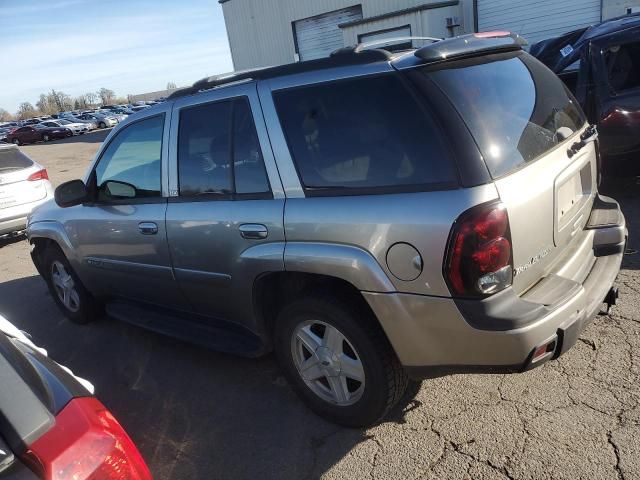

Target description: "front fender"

left=27, top=220, right=79, bottom=268
left=284, top=242, right=395, bottom=293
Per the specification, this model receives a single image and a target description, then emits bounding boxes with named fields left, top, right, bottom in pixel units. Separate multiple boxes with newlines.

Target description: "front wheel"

left=43, top=134, right=50, bottom=142
left=42, top=246, right=102, bottom=324
left=12, top=138, right=20, bottom=145
left=275, top=294, right=408, bottom=427
left=99, top=122, right=106, bottom=129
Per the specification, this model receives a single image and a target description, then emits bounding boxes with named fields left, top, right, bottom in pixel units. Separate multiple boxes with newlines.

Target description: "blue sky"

left=0, top=0, right=233, bottom=113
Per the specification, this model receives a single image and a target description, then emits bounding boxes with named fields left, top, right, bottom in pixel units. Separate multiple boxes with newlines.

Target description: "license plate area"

left=554, top=151, right=595, bottom=247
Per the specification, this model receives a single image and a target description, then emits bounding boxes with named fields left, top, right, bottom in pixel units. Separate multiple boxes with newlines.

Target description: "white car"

left=39, top=119, right=89, bottom=135
left=0, top=144, right=53, bottom=236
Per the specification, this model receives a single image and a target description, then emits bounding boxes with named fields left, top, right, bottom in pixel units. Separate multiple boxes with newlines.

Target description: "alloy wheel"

left=50, top=261, right=80, bottom=312
left=291, top=320, right=365, bottom=406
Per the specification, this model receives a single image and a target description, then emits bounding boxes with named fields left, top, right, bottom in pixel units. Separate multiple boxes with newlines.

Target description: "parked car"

left=96, top=110, right=127, bottom=122
left=62, top=116, right=97, bottom=130
left=27, top=32, right=625, bottom=427
left=39, top=119, right=89, bottom=135
left=5, top=125, right=71, bottom=145
left=0, top=128, right=10, bottom=143
left=0, top=144, right=53, bottom=236
left=530, top=13, right=640, bottom=177
left=129, top=105, right=150, bottom=114
left=0, top=313, right=152, bottom=479
left=76, top=113, right=117, bottom=129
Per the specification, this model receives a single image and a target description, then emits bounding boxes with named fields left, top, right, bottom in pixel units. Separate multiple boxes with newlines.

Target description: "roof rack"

left=168, top=48, right=391, bottom=100
left=331, top=36, right=443, bottom=56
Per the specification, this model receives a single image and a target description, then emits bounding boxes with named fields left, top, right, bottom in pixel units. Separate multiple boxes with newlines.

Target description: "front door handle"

left=138, top=222, right=158, bottom=235
left=239, top=224, right=268, bottom=239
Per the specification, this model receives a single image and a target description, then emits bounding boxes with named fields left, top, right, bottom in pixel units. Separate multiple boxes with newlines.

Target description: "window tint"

left=273, top=73, right=455, bottom=191
left=233, top=100, right=270, bottom=194
left=605, top=43, right=640, bottom=93
left=177, top=97, right=270, bottom=197
left=178, top=101, right=232, bottom=196
left=427, top=53, right=586, bottom=178
left=95, top=115, right=163, bottom=200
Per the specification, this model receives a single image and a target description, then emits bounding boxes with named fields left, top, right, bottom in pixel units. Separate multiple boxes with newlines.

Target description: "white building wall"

left=221, top=0, right=473, bottom=70
left=602, top=0, right=640, bottom=18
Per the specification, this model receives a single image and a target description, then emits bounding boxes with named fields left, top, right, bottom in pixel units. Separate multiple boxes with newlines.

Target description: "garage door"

left=294, top=6, right=363, bottom=61
left=477, top=0, right=601, bottom=46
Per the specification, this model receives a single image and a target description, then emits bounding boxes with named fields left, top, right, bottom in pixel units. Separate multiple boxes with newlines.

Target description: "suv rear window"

left=0, top=147, right=33, bottom=173
left=425, top=52, right=586, bottom=178
left=273, top=73, right=456, bottom=193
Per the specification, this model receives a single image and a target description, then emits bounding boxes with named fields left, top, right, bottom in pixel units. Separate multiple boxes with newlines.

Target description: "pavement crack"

left=578, top=337, right=597, bottom=350
left=607, top=432, right=625, bottom=480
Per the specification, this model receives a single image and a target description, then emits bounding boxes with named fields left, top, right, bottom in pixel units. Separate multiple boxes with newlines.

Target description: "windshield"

left=424, top=52, right=586, bottom=178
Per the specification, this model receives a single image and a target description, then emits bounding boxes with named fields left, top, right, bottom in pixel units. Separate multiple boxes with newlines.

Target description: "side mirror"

left=54, top=179, right=88, bottom=208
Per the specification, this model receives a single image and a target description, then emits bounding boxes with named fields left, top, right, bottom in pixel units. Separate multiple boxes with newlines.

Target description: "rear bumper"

left=0, top=194, right=52, bottom=236
left=364, top=195, right=625, bottom=378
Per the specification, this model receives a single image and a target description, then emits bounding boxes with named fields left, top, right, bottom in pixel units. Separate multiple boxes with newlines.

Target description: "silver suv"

left=27, top=33, right=626, bottom=427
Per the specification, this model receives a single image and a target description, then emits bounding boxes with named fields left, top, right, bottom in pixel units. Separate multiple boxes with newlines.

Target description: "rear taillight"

left=27, top=169, right=49, bottom=181
left=444, top=202, right=513, bottom=297
left=24, top=397, right=152, bottom=480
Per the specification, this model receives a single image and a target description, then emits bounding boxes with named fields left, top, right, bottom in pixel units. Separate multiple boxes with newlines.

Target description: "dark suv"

left=28, top=33, right=625, bottom=427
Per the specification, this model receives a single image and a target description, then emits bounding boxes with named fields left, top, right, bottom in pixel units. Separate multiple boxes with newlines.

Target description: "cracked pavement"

left=0, top=136, right=638, bottom=479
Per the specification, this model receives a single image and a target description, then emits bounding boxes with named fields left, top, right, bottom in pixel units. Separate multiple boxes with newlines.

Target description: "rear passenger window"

left=177, top=98, right=270, bottom=197
left=273, top=73, right=456, bottom=192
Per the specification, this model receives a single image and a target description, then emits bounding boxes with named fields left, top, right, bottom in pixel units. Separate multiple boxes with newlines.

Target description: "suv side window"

left=605, top=42, right=640, bottom=94
left=177, top=97, right=270, bottom=197
left=94, top=114, right=164, bottom=201
left=273, top=73, right=456, bottom=193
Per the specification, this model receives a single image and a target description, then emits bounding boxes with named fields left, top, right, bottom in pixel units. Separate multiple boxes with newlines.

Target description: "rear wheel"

left=43, top=246, right=102, bottom=324
left=275, top=294, right=408, bottom=427
left=43, top=134, right=50, bottom=142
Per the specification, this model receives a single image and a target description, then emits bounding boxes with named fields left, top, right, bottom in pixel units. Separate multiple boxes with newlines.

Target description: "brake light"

left=27, top=169, right=49, bottom=181
left=24, top=397, right=152, bottom=480
left=444, top=203, right=513, bottom=297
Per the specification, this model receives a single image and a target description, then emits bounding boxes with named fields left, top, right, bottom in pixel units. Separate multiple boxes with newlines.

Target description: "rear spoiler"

left=414, top=32, right=527, bottom=63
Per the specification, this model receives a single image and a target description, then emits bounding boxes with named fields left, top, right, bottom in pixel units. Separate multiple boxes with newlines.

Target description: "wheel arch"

left=253, top=271, right=392, bottom=355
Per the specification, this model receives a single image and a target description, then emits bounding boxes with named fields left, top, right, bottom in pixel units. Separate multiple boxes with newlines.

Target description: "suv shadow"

left=0, top=275, right=420, bottom=479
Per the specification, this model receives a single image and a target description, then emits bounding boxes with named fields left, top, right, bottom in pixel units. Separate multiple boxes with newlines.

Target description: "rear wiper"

left=567, top=125, right=598, bottom=158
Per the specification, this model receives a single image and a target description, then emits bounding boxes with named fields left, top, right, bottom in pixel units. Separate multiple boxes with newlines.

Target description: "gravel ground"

left=1, top=132, right=638, bottom=480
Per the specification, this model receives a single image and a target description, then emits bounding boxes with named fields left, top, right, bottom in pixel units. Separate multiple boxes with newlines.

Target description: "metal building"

left=220, top=0, right=640, bottom=71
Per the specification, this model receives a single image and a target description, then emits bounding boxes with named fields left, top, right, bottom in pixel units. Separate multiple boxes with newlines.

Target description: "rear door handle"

left=239, top=224, right=268, bottom=239
left=138, top=222, right=158, bottom=235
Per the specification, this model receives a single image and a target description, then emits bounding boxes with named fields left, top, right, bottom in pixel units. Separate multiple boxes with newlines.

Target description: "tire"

left=12, top=138, right=20, bottom=145
left=275, top=293, right=408, bottom=427
left=43, top=134, right=50, bottom=142
left=99, top=122, right=106, bottom=129
left=42, top=246, right=102, bottom=324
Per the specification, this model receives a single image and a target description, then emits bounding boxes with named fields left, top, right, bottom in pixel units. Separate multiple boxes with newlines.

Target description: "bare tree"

left=17, top=102, right=38, bottom=120
left=98, top=88, right=115, bottom=105
left=0, top=108, right=12, bottom=122
left=85, top=92, right=98, bottom=107
left=166, top=81, right=177, bottom=89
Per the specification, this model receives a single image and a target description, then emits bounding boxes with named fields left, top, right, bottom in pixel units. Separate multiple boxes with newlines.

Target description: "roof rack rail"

left=169, top=48, right=391, bottom=100
left=355, top=36, right=442, bottom=53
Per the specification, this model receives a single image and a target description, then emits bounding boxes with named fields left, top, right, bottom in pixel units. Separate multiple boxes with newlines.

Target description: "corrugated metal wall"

left=221, top=0, right=473, bottom=70
left=477, top=0, right=601, bottom=45
left=602, top=0, right=640, bottom=19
